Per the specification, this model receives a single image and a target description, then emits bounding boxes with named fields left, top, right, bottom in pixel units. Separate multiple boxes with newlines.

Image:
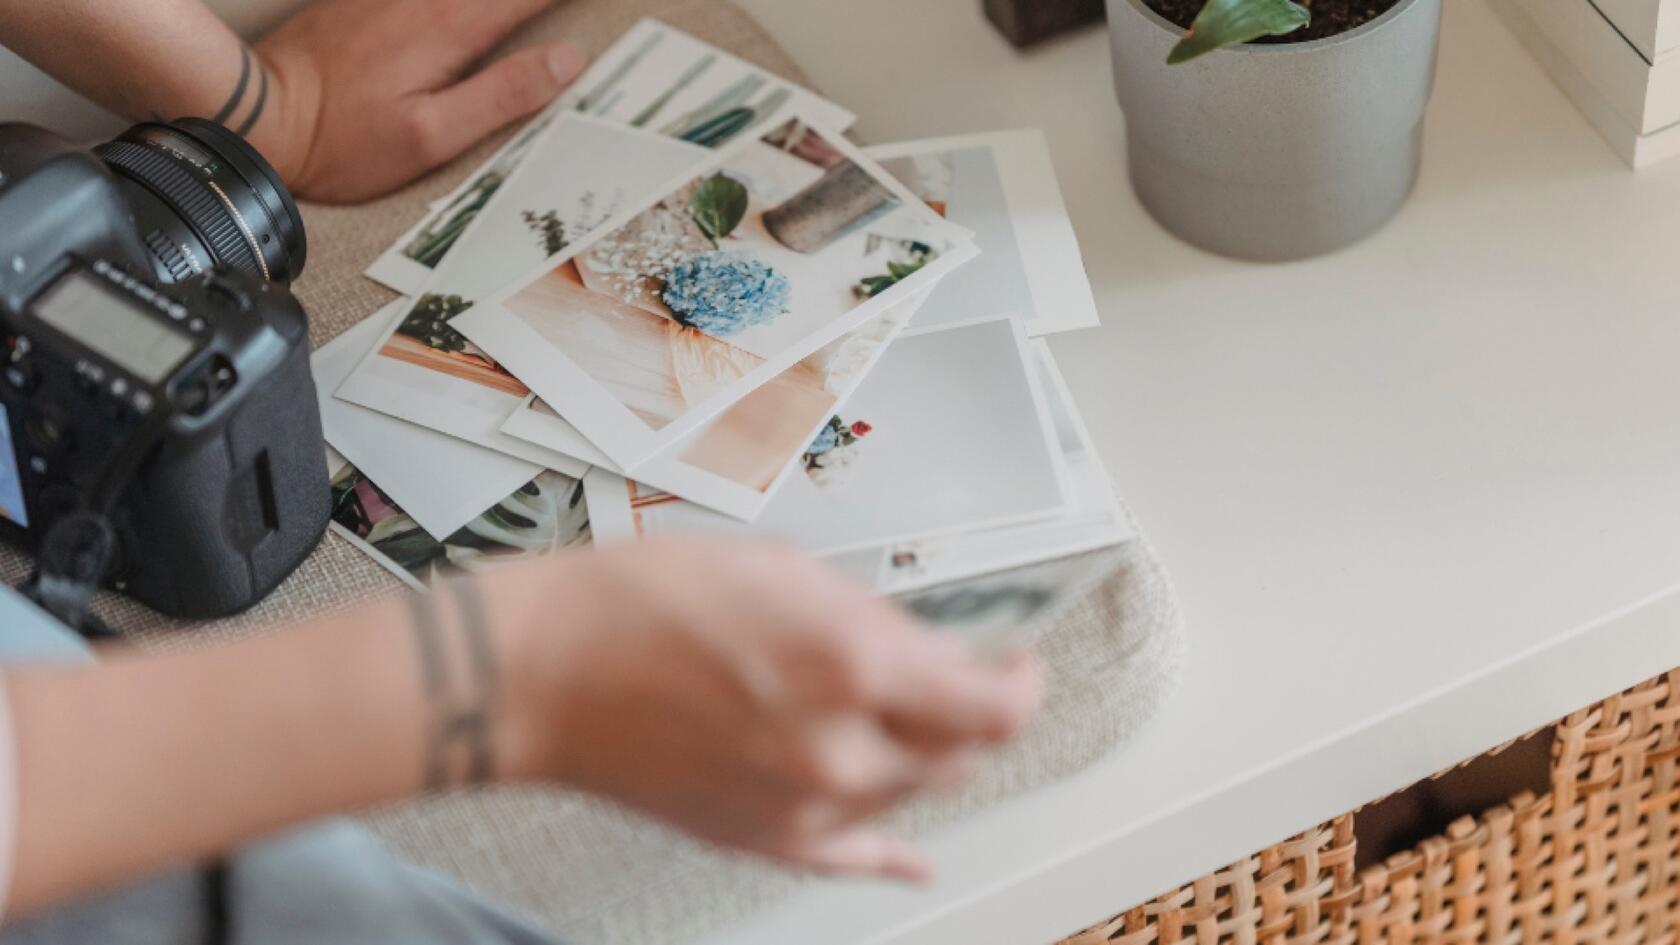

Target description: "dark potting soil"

left=1142, top=0, right=1403, bottom=43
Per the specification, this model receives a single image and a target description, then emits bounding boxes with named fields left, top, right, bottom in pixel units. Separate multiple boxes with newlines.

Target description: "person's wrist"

left=246, top=42, right=322, bottom=193
left=483, top=556, right=592, bottom=785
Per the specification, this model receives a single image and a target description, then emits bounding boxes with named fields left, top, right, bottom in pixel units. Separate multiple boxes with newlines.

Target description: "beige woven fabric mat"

left=0, top=1, right=1186, bottom=941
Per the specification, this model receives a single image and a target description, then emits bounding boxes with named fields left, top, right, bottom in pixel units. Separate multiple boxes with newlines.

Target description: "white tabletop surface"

left=713, top=1, right=1680, bottom=943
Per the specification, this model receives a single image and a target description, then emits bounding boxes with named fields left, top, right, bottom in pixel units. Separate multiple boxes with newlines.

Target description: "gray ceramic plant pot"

left=1106, top=0, right=1442, bottom=261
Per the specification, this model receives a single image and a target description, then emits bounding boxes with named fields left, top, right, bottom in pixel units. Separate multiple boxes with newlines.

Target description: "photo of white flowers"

left=455, top=117, right=977, bottom=470
left=364, top=18, right=856, bottom=294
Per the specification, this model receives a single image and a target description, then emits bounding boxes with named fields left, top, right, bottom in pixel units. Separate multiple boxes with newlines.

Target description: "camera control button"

left=188, top=317, right=207, bottom=333
left=205, top=279, right=253, bottom=314
left=205, top=357, right=238, bottom=400
left=177, top=381, right=212, bottom=416
left=28, top=456, right=47, bottom=477
left=25, top=407, right=72, bottom=455
left=75, top=363, right=106, bottom=396
left=4, top=362, right=38, bottom=394
left=167, top=303, right=188, bottom=321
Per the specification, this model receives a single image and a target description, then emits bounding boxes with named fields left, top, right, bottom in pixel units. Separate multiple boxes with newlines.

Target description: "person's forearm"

left=3, top=577, right=551, bottom=919
left=0, top=1, right=278, bottom=138
left=0, top=537, right=1046, bottom=916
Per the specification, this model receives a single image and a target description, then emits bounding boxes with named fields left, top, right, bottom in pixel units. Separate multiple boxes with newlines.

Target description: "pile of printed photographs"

left=319, top=19, right=1129, bottom=641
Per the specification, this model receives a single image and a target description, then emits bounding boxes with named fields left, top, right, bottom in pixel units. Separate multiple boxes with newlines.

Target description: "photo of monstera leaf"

left=331, top=465, right=590, bottom=588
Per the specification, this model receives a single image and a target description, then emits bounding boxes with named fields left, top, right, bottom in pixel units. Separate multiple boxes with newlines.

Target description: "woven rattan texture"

left=1061, top=669, right=1680, bottom=945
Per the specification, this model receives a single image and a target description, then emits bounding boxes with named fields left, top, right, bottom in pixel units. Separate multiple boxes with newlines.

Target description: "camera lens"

left=92, top=119, right=306, bottom=287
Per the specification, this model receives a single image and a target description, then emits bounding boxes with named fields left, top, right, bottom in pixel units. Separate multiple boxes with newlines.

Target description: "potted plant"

left=1106, top=0, right=1442, bottom=260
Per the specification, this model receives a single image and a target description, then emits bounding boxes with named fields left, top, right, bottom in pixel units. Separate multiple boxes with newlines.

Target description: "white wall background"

left=0, top=0, right=310, bottom=140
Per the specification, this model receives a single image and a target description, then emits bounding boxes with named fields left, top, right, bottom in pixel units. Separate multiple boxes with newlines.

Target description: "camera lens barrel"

left=94, top=119, right=306, bottom=286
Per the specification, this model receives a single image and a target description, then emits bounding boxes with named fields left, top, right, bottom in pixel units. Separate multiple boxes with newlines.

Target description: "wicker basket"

left=1060, top=668, right=1680, bottom=945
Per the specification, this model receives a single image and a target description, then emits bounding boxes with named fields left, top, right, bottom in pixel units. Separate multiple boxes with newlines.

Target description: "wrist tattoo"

left=408, top=580, right=500, bottom=791
left=212, top=46, right=270, bottom=137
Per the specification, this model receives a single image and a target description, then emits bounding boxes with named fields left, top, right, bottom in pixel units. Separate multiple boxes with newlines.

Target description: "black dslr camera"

left=0, top=119, right=328, bottom=620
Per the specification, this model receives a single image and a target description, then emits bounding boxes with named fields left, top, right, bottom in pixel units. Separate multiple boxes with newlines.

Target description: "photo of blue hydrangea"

left=662, top=250, right=792, bottom=335
left=470, top=118, right=972, bottom=469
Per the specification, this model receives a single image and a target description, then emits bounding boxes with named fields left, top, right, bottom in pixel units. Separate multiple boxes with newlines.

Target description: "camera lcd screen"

left=34, top=273, right=195, bottom=384
left=0, top=404, right=28, bottom=528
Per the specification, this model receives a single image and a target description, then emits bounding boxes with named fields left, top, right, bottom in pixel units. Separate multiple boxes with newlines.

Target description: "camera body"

left=0, top=122, right=327, bottom=619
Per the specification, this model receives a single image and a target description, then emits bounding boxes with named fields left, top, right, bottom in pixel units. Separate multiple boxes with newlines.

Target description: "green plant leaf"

left=690, top=173, right=750, bottom=246
left=886, top=259, right=926, bottom=280
left=1167, top=0, right=1311, bottom=63
left=859, top=275, right=897, bottom=298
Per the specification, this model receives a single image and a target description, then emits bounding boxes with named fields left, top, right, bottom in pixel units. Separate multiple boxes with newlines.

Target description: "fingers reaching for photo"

left=881, top=645, right=1043, bottom=749
left=414, top=0, right=559, bottom=77
left=414, top=44, right=588, bottom=175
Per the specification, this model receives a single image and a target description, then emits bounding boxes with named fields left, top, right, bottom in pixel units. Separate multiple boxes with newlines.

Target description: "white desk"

left=716, top=1, right=1680, bottom=943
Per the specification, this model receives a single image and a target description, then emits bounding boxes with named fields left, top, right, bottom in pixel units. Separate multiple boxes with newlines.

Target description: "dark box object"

left=984, top=0, right=1107, bottom=46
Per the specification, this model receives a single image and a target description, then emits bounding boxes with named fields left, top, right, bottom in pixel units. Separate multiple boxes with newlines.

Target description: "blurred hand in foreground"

left=489, top=539, right=1044, bottom=882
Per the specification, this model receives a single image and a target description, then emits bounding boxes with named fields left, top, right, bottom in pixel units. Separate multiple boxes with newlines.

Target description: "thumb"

left=412, top=43, right=588, bottom=167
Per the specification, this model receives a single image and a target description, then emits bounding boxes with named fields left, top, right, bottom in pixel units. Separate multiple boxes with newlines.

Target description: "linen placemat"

left=0, top=1, right=1186, bottom=940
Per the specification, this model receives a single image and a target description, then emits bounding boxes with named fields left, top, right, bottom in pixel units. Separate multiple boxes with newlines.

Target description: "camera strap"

left=27, top=512, right=118, bottom=638
left=21, top=409, right=170, bottom=638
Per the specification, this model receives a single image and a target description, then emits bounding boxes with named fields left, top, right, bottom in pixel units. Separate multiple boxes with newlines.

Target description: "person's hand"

left=488, top=539, right=1043, bottom=883
left=251, top=0, right=587, bottom=203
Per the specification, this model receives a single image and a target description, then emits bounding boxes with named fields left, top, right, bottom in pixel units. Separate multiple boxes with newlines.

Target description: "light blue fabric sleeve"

left=0, top=586, right=94, bottom=666
left=0, top=587, right=561, bottom=945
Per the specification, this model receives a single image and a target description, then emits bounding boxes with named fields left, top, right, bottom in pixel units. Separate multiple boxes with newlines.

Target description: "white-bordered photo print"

left=869, top=130, right=1100, bottom=336
left=365, top=17, right=857, bottom=293
left=893, top=552, right=1119, bottom=653
left=335, top=114, right=708, bottom=476
left=499, top=292, right=927, bottom=522
left=328, top=459, right=591, bottom=592
left=454, top=117, right=978, bottom=471
left=863, top=339, right=1133, bottom=595
left=493, top=133, right=1098, bottom=519
left=584, top=316, right=1069, bottom=555
left=315, top=303, right=544, bottom=542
